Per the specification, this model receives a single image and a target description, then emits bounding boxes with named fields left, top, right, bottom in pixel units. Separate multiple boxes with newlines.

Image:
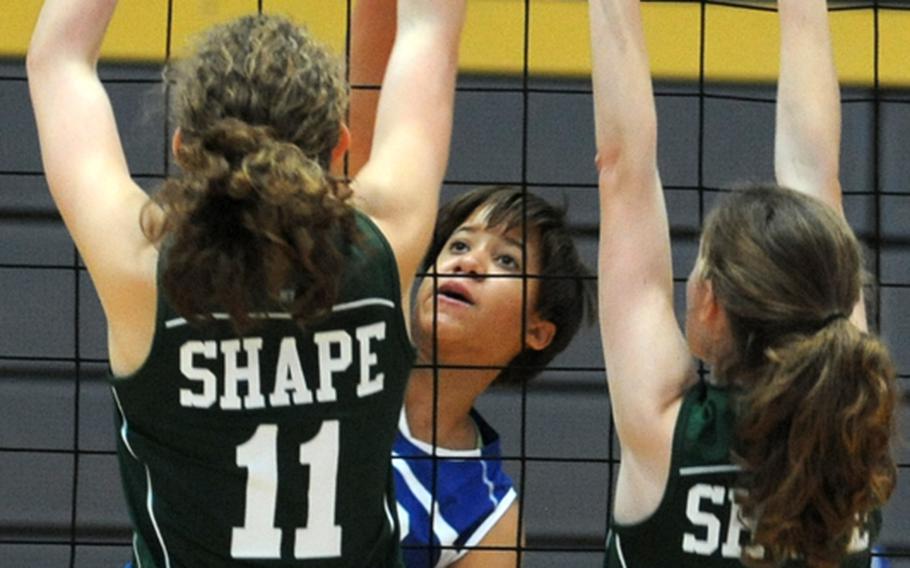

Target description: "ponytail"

left=142, top=117, right=357, bottom=331
left=732, top=318, right=897, bottom=566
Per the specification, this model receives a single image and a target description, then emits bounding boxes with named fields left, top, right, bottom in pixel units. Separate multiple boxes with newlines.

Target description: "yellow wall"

left=3, top=0, right=908, bottom=86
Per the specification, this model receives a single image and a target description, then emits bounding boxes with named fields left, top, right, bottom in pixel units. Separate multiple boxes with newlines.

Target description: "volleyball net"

left=0, top=1, right=907, bottom=566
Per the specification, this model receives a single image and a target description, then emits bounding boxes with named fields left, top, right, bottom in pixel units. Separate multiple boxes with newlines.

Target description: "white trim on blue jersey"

left=393, top=409, right=517, bottom=568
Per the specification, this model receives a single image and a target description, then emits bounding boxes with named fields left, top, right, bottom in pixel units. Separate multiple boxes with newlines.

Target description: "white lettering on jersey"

left=682, top=484, right=764, bottom=559
left=721, top=491, right=764, bottom=558
left=682, top=484, right=725, bottom=555
left=848, top=524, right=871, bottom=553
left=313, top=331, right=350, bottom=403
left=220, top=338, right=266, bottom=410
left=355, top=322, right=386, bottom=398
left=179, top=340, right=218, bottom=408
left=178, top=322, right=388, bottom=410
left=269, top=337, right=314, bottom=407
left=682, top=483, right=871, bottom=560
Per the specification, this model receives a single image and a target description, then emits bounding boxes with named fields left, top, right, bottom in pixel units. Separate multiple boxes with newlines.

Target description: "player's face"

left=414, top=207, right=553, bottom=368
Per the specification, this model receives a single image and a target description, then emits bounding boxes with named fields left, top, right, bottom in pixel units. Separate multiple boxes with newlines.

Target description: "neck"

left=403, top=364, right=498, bottom=450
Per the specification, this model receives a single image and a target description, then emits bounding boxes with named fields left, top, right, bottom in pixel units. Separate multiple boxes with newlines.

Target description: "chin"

left=415, top=322, right=460, bottom=359
left=415, top=344, right=471, bottom=369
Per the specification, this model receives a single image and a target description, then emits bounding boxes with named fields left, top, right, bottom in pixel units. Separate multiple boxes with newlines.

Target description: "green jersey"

left=606, top=380, right=879, bottom=568
left=110, top=213, right=414, bottom=567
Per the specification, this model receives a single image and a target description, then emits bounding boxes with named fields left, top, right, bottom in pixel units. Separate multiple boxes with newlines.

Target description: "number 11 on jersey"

left=232, top=421, right=342, bottom=559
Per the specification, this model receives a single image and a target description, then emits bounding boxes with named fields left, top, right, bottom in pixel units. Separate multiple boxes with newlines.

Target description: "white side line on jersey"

left=384, top=490, right=396, bottom=534
left=679, top=464, right=741, bottom=477
left=391, top=451, right=460, bottom=549
left=614, top=532, right=629, bottom=568
left=480, top=460, right=498, bottom=508
left=164, top=298, right=397, bottom=329
left=460, top=488, right=517, bottom=554
left=112, top=388, right=172, bottom=568
left=112, top=389, right=138, bottom=459
left=133, top=533, right=143, bottom=568
left=145, top=468, right=173, bottom=568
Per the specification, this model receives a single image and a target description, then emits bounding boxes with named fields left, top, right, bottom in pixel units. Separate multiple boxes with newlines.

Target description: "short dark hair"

left=423, top=185, right=595, bottom=384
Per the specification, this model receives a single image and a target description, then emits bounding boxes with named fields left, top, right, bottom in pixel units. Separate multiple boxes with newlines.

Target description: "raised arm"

left=353, top=0, right=466, bottom=305
left=775, top=0, right=867, bottom=330
left=591, top=0, right=692, bottom=478
left=348, top=0, right=396, bottom=177
left=775, top=0, right=841, bottom=208
left=27, top=0, right=157, bottom=371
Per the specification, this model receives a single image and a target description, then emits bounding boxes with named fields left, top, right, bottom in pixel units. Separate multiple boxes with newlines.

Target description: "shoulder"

left=339, top=210, right=403, bottom=298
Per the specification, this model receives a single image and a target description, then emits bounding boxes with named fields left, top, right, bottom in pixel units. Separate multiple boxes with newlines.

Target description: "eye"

left=448, top=240, right=469, bottom=254
left=496, top=253, right=519, bottom=270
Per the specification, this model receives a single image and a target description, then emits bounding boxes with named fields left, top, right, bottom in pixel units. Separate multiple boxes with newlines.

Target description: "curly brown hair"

left=700, top=185, right=897, bottom=567
left=141, top=14, right=355, bottom=330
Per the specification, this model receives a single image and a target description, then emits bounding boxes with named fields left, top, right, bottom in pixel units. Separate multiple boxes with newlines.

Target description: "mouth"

left=435, top=281, right=474, bottom=306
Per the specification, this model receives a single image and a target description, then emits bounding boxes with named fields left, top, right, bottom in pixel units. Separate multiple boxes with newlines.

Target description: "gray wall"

left=1, top=59, right=908, bottom=567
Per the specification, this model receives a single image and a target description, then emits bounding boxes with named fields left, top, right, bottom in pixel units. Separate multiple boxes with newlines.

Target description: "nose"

left=443, top=250, right=486, bottom=279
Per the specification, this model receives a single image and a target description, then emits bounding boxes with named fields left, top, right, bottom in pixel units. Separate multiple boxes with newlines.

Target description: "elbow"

left=397, top=1, right=467, bottom=47
left=26, top=21, right=59, bottom=74
left=26, top=42, right=50, bottom=77
left=26, top=38, right=65, bottom=80
left=594, top=106, right=657, bottom=171
left=594, top=143, right=623, bottom=175
left=26, top=46, right=58, bottom=95
left=27, top=30, right=96, bottom=80
left=27, top=43, right=94, bottom=92
left=594, top=126, right=657, bottom=182
left=595, top=145, right=638, bottom=191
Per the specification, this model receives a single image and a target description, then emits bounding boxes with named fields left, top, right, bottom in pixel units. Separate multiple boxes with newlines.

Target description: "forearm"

left=368, top=0, right=466, bottom=184
left=351, top=0, right=396, bottom=87
left=27, top=0, right=117, bottom=71
left=775, top=0, right=842, bottom=208
left=353, top=0, right=465, bottom=287
left=349, top=0, right=397, bottom=176
left=590, top=0, right=657, bottom=176
left=27, top=0, right=132, bottom=251
left=776, top=1, right=866, bottom=328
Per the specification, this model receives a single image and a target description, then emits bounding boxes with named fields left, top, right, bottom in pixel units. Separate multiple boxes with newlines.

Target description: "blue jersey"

left=392, top=409, right=516, bottom=568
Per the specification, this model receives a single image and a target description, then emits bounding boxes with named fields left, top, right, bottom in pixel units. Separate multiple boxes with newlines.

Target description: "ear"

left=171, top=127, right=183, bottom=160
left=699, top=279, right=732, bottom=347
left=330, top=123, right=352, bottom=171
left=524, top=314, right=557, bottom=352
left=694, top=278, right=718, bottom=324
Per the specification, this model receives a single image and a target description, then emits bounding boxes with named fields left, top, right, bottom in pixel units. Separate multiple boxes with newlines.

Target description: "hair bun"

left=201, top=118, right=275, bottom=165
left=193, top=118, right=279, bottom=200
